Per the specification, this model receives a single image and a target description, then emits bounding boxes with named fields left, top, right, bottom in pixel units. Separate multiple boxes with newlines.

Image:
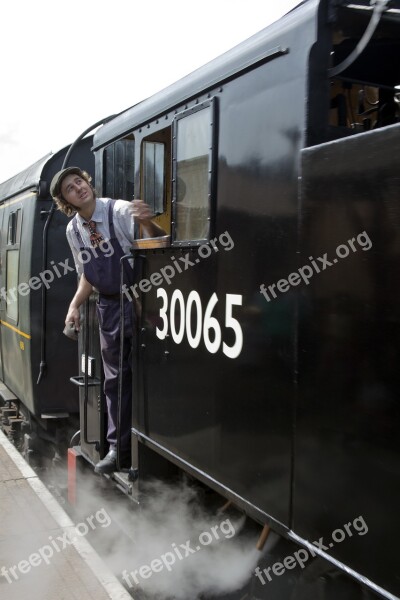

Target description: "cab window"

left=6, top=209, right=21, bottom=321
left=140, top=127, right=171, bottom=238
left=142, top=141, right=165, bottom=215
left=172, top=99, right=217, bottom=245
left=103, top=137, right=135, bottom=200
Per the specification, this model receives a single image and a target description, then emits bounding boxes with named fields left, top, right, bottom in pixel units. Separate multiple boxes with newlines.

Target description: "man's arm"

left=65, top=274, right=93, bottom=331
left=140, top=220, right=166, bottom=237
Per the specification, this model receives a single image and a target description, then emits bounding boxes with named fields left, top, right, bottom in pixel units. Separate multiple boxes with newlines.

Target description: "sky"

left=0, top=0, right=300, bottom=185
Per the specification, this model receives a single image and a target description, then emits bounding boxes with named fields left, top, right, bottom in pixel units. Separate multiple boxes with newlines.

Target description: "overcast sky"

left=0, top=0, right=300, bottom=184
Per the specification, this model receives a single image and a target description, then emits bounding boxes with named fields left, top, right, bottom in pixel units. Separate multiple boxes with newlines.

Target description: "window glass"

left=15, top=209, right=22, bottom=243
left=6, top=249, right=19, bottom=321
left=104, top=138, right=135, bottom=200
left=143, top=141, right=165, bottom=214
left=174, top=104, right=213, bottom=242
left=7, top=211, right=17, bottom=245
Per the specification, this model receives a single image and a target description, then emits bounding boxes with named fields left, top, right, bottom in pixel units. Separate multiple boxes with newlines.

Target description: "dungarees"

left=73, top=199, right=134, bottom=452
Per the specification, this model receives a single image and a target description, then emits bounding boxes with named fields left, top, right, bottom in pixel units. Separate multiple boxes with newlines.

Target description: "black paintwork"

left=90, top=1, right=400, bottom=597
left=297, top=123, right=400, bottom=597
left=0, top=0, right=390, bottom=598
left=1, top=1, right=399, bottom=598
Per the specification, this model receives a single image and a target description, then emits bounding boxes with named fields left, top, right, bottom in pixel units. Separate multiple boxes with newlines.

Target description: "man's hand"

left=64, top=274, right=92, bottom=332
left=65, top=306, right=80, bottom=331
left=130, top=199, right=155, bottom=223
left=129, top=199, right=166, bottom=237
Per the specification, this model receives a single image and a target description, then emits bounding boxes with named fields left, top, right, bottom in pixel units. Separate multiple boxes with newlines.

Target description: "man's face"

left=60, top=174, right=94, bottom=210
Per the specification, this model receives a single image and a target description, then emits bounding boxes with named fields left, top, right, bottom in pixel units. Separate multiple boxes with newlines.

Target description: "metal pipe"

left=36, top=114, right=116, bottom=385
left=256, top=524, right=271, bottom=551
left=329, top=0, right=391, bottom=77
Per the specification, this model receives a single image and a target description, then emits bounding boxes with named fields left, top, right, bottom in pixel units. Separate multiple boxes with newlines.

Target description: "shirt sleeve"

left=112, top=200, right=136, bottom=243
left=66, top=223, right=84, bottom=277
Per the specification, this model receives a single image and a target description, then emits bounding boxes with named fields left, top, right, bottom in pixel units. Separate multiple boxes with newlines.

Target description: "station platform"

left=0, top=430, right=132, bottom=600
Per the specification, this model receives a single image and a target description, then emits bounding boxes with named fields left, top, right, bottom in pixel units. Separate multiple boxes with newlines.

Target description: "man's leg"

left=95, top=298, right=133, bottom=471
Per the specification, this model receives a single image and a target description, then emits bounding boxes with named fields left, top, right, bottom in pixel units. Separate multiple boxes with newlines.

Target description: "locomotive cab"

left=309, top=0, right=400, bottom=144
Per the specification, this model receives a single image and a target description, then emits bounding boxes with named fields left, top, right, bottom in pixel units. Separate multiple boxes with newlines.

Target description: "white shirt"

left=66, top=197, right=135, bottom=276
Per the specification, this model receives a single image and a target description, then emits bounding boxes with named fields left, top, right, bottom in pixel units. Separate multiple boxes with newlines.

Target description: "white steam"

left=77, top=477, right=261, bottom=599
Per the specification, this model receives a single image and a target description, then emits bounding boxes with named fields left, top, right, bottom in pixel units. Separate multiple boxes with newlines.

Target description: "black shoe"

left=94, top=449, right=131, bottom=474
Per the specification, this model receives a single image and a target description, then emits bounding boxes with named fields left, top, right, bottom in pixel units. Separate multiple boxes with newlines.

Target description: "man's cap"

left=50, top=166, right=84, bottom=198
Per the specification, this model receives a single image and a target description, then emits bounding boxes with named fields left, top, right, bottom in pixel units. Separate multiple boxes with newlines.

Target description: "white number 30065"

left=156, top=289, right=243, bottom=359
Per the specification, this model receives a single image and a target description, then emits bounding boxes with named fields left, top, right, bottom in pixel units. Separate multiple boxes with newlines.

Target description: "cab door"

left=0, top=200, right=26, bottom=396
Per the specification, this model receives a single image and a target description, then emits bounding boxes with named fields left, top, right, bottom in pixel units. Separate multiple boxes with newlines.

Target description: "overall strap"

left=107, top=199, right=117, bottom=238
left=72, top=214, right=85, bottom=248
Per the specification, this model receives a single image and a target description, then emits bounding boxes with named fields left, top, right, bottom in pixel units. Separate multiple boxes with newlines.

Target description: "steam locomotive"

left=1, top=1, right=400, bottom=598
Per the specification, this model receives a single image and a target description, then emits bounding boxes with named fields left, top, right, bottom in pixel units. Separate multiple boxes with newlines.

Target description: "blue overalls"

left=73, top=199, right=134, bottom=453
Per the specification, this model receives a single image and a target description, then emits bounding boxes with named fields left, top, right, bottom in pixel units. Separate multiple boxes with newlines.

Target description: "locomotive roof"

left=93, top=0, right=317, bottom=150
left=0, top=136, right=94, bottom=203
left=93, top=0, right=400, bottom=151
left=0, top=153, right=53, bottom=202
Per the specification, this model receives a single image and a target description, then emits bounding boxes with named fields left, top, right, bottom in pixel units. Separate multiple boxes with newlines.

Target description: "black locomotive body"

left=84, top=0, right=400, bottom=597
left=0, top=138, right=94, bottom=448
left=1, top=0, right=399, bottom=598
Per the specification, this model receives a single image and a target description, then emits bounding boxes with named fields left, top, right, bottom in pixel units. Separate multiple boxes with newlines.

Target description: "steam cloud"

left=78, top=477, right=261, bottom=599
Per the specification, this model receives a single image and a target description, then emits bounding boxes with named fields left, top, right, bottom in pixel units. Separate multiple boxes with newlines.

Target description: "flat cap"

left=50, top=166, right=84, bottom=198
